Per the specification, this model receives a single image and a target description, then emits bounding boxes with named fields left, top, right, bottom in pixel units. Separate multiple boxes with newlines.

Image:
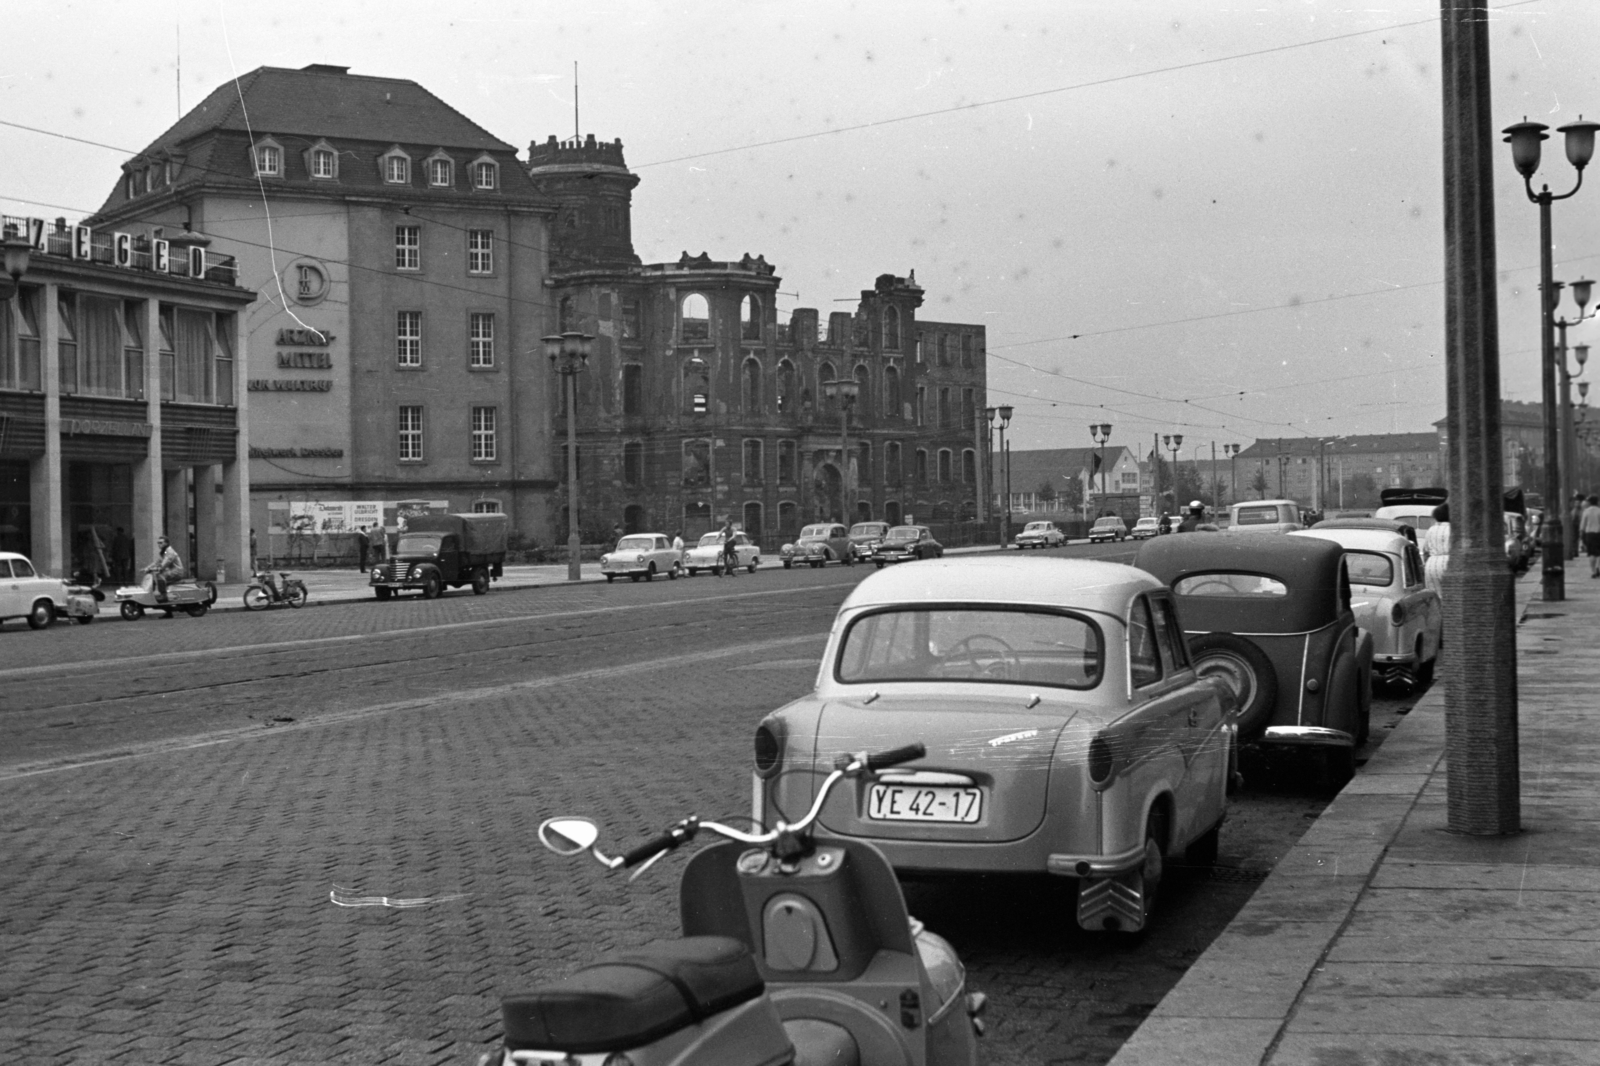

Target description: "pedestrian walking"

left=1581, top=495, right=1600, bottom=578
left=355, top=525, right=370, bottom=571
left=249, top=527, right=259, bottom=570
left=1422, top=503, right=1450, bottom=599
left=111, top=526, right=134, bottom=584
left=720, top=516, right=737, bottom=576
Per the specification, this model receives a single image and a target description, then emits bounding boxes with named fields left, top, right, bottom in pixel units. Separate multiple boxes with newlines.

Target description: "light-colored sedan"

left=683, top=531, right=761, bottom=575
left=1013, top=520, right=1065, bottom=548
left=753, top=557, right=1236, bottom=934
left=1130, top=517, right=1162, bottom=540
left=599, top=534, right=682, bottom=583
left=780, top=523, right=855, bottom=569
left=1293, top=526, right=1442, bottom=689
left=0, top=551, right=98, bottom=629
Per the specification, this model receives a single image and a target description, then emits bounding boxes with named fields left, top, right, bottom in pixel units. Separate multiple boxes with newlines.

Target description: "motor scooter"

left=243, top=570, right=308, bottom=610
left=115, top=573, right=218, bottom=620
left=482, top=743, right=985, bottom=1066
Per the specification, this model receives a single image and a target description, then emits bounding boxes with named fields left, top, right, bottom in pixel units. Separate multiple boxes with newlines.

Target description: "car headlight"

left=635, top=553, right=646, bottom=562
left=371, top=568, right=383, bottom=579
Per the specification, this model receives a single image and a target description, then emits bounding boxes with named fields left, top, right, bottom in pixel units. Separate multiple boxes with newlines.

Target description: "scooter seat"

left=500, top=935, right=764, bottom=1054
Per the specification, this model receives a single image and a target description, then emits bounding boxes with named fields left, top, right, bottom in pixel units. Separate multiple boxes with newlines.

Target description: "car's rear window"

left=1173, top=572, right=1289, bottom=597
left=1234, top=506, right=1285, bottom=526
left=617, top=536, right=656, bottom=551
left=836, top=607, right=1103, bottom=689
left=1343, top=551, right=1394, bottom=586
left=1093, top=518, right=1120, bottom=528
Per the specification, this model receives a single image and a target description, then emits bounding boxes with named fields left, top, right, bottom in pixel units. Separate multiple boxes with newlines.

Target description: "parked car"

left=0, top=552, right=98, bottom=629
left=1312, top=516, right=1418, bottom=547
left=753, top=557, right=1236, bottom=934
left=371, top=513, right=507, bottom=599
left=1087, top=516, right=1129, bottom=543
left=1224, top=499, right=1303, bottom=535
left=848, top=521, right=891, bottom=557
left=1013, top=520, right=1065, bottom=549
left=1293, top=526, right=1442, bottom=690
left=683, top=531, right=760, bottom=575
left=600, top=533, right=683, bottom=582
left=1373, top=487, right=1446, bottom=531
left=1134, top=533, right=1373, bottom=788
left=871, top=525, right=944, bottom=566
left=781, top=523, right=855, bottom=569
left=1130, top=517, right=1162, bottom=540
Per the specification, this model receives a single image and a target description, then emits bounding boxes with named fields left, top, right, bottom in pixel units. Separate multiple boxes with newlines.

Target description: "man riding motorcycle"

left=145, top=536, right=185, bottom=601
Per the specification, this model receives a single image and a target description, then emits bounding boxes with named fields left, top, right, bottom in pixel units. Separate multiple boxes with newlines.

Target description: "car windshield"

left=395, top=534, right=442, bottom=556
left=837, top=606, right=1103, bottom=689
left=616, top=536, right=655, bottom=551
left=1174, top=572, right=1289, bottom=597
left=1343, top=551, right=1394, bottom=586
left=884, top=527, right=920, bottom=542
left=1234, top=506, right=1284, bottom=526
left=851, top=523, right=887, bottom=536
left=697, top=533, right=726, bottom=547
left=800, top=525, right=832, bottom=538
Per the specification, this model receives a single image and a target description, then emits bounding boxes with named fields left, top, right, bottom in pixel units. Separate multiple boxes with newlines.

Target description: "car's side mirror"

left=539, top=817, right=599, bottom=856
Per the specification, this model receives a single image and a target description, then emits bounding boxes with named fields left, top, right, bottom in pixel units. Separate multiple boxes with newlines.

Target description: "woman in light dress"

left=1421, top=503, right=1450, bottom=599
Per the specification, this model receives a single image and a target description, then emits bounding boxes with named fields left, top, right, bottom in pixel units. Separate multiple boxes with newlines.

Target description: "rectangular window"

left=622, top=364, right=643, bottom=415
left=468, top=230, right=494, bottom=274
left=0, top=288, right=43, bottom=391
left=915, top=386, right=925, bottom=427
left=395, top=226, right=420, bottom=271
left=472, top=500, right=501, bottom=513
left=915, top=449, right=928, bottom=486
left=744, top=439, right=763, bottom=482
left=311, top=148, right=336, bottom=179
left=429, top=158, right=452, bottom=187
left=399, top=405, right=424, bottom=461
left=962, top=388, right=974, bottom=428
left=469, top=312, right=495, bottom=368
left=473, top=161, right=497, bottom=189
left=471, top=406, right=497, bottom=461
left=622, top=297, right=641, bottom=340
left=778, top=440, right=797, bottom=484
left=385, top=155, right=410, bottom=184
left=938, top=387, right=951, bottom=428
left=255, top=145, right=281, bottom=176
left=397, top=311, right=422, bottom=367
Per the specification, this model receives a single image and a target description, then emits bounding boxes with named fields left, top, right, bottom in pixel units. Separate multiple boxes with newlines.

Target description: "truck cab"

left=371, top=513, right=508, bottom=600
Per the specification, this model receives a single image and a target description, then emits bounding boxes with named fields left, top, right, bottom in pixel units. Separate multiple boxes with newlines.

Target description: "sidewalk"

left=1110, top=571, right=1600, bottom=1065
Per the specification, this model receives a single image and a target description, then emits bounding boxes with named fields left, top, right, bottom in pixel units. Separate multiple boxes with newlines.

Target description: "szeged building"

left=79, top=63, right=985, bottom=555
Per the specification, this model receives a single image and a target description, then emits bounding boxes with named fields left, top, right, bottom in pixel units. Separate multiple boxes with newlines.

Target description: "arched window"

left=623, top=441, right=644, bottom=485
left=776, top=359, right=795, bottom=414
left=939, top=449, right=953, bottom=484
left=778, top=501, right=800, bottom=538
left=683, top=359, right=710, bottom=414
left=681, top=293, right=710, bottom=342
left=883, top=365, right=901, bottom=419
left=885, top=441, right=902, bottom=485
left=817, top=361, right=836, bottom=413
left=885, top=500, right=902, bottom=525
left=743, top=439, right=764, bottom=482
left=683, top=439, right=711, bottom=487
left=854, top=363, right=870, bottom=416
left=743, top=502, right=764, bottom=543
left=937, top=334, right=950, bottom=366
left=623, top=503, right=644, bottom=534
left=778, top=439, right=797, bottom=483
left=963, top=449, right=977, bottom=484
left=743, top=357, right=763, bottom=414
left=883, top=306, right=901, bottom=350
left=857, top=501, right=873, bottom=524
left=741, top=294, right=762, bottom=342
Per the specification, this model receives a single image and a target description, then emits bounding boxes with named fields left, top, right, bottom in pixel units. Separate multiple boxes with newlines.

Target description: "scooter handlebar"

left=865, top=743, right=926, bottom=770
left=620, top=821, right=696, bottom=868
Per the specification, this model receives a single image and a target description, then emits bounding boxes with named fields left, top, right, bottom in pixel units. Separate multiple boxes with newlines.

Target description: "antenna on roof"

left=573, top=61, right=580, bottom=140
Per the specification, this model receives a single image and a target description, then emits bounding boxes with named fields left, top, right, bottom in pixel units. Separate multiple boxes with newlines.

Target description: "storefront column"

left=132, top=297, right=163, bottom=568
left=194, top=464, right=218, bottom=581
left=163, top=467, right=187, bottom=551
left=30, top=281, right=63, bottom=574
left=224, top=309, right=250, bottom=581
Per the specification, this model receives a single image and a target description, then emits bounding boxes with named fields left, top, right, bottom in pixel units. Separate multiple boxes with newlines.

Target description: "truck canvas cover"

left=404, top=513, right=509, bottom=555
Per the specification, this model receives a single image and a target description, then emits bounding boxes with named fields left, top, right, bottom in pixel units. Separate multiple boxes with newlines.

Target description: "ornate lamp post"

left=1162, top=434, right=1183, bottom=511
left=544, top=331, right=593, bottom=581
left=822, top=378, right=860, bottom=522
left=1504, top=113, right=1600, bottom=599
left=989, top=406, right=1013, bottom=544
left=1090, top=423, right=1113, bottom=502
left=1554, top=298, right=1593, bottom=559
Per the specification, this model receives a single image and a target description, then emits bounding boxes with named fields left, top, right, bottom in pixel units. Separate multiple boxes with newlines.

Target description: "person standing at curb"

left=1581, top=495, right=1600, bottom=578
left=720, top=516, right=737, bottom=576
left=355, top=525, right=370, bottom=572
left=1422, top=503, right=1450, bottom=598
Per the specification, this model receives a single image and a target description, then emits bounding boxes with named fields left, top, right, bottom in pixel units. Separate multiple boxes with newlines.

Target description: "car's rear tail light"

left=1088, top=736, right=1115, bottom=785
left=754, top=721, right=784, bottom=777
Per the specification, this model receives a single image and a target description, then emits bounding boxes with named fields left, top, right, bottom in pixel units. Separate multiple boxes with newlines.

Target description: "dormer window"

left=380, top=146, right=412, bottom=185
left=471, top=156, right=499, bottom=190
left=308, top=141, right=338, bottom=180
left=125, top=172, right=138, bottom=198
left=253, top=139, right=283, bottom=177
left=426, top=153, right=454, bottom=187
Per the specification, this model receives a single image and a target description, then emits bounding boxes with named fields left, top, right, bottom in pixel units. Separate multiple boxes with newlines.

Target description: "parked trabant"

left=1292, top=526, right=1441, bottom=691
left=682, top=531, right=760, bottom=575
left=870, top=524, right=944, bottom=566
left=753, top=557, right=1237, bottom=934
left=1087, top=516, right=1129, bottom=542
left=780, top=523, right=855, bottom=569
left=1135, top=534, right=1373, bottom=788
left=0, top=552, right=98, bottom=629
left=1013, top=520, right=1065, bottom=549
left=600, top=533, right=682, bottom=583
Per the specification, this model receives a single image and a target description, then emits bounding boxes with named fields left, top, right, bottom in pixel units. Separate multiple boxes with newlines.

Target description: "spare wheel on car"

left=1188, top=633, right=1277, bottom=740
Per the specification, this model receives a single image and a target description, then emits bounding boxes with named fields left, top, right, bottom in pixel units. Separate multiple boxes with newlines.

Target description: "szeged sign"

left=249, top=447, right=345, bottom=459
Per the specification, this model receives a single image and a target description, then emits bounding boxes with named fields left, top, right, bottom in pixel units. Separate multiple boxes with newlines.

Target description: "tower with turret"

left=525, top=134, right=640, bottom=274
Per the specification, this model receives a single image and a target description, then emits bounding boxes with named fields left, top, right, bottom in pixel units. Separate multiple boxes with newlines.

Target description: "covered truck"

left=370, top=513, right=508, bottom=600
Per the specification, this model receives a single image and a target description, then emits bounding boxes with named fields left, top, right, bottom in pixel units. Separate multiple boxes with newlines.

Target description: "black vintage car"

left=1135, top=534, right=1373, bottom=788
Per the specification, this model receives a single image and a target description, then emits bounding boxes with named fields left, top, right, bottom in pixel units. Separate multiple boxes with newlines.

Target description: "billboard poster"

left=271, top=501, right=388, bottom=534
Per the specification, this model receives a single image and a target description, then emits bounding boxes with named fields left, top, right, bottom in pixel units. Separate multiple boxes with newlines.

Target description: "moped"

left=115, top=573, right=218, bottom=620
left=243, top=570, right=308, bottom=610
left=484, top=743, right=985, bottom=1066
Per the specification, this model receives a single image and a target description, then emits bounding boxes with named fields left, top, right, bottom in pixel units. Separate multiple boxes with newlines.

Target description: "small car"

left=1130, top=517, right=1162, bottom=540
left=871, top=525, right=944, bottom=566
left=753, top=557, right=1236, bottom=934
left=683, top=531, right=761, bottom=575
left=1312, top=516, right=1418, bottom=547
left=600, top=533, right=682, bottom=583
left=1013, top=520, right=1065, bottom=549
left=1135, top=534, right=1373, bottom=788
left=0, top=552, right=99, bottom=629
left=848, top=521, right=892, bottom=557
left=1373, top=487, right=1446, bottom=531
left=1293, top=526, right=1442, bottom=690
left=781, top=523, right=855, bottom=569
left=1087, top=516, right=1129, bottom=542
left=1225, top=499, right=1303, bottom=534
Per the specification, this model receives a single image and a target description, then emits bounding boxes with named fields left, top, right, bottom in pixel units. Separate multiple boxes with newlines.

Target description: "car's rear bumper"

left=1259, top=725, right=1355, bottom=749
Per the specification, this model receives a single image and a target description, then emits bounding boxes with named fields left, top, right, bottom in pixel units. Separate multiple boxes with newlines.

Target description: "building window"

left=623, top=363, right=643, bottom=415
left=399, top=405, right=424, bottom=461
left=468, top=230, right=494, bottom=274
left=397, top=311, right=422, bottom=367
left=469, top=312, right=494, bottom=368
left=938, top=387, right=951, bottom=428
left=778, top=439, right=797, bottom=484
left=472, top=500, right=501, bottom=513
left=961, top=334, right=974, bottom=369
left=884, top=365, right=901, bottom=418
left=741, top=295, right=762, bottom=342
left=624, top=441, right=644, bottom=485
left=684, top=359, right=709, bottom=414
left=937, top=334, right=950, bottom=367
left=962, top=388, right=974, bottom=429
left=428, top=156, right=454, bottom=187
left=916, top=449, right=929, bottom=486
left=382, top=149, right=411, bottom=184
left=683, top=439, right=711, bottom=487
left=622, top=296, right=641, bottom=340
left=939, top=449, right=953, bottom=484
left=963, top=449, right=977, bottom=484
left=915, top=386, right=925, bottom=427
left=253, top=142, right=282, bottom=177
left=395, top=226, right=420, bottom=271
left=310, top=145, right=337, bottom=179
left=681, top=293, right=710, bottom=343
left=473, top=159, right=498, bottom=190
left=743, top=358, right=763, bottom=414
left=744, top=502, right=764, bottom=542
left=471, top=406, right=497, bottom=461
left=744, top=439, right=764, bottom=483
left=886, top=441, right=902, bottom=485
left=883, top=306, right=901, bottom=351
left=775, top=359, right=795, bottom=414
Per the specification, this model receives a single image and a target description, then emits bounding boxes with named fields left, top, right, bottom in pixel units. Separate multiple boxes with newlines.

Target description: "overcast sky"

left=4, top=0, right=1599, bottom=457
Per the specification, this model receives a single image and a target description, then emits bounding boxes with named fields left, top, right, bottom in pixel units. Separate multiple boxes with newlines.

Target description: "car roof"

left=840, top=556, right=1159, bottom=613
left=1134, top=533, right=1347, bottom=632
left=1292, top=527, right=1411, bottom=554
left=1232, top=498, right=1297, bottom=509
left=1093, top=516, right=1124, bottom=523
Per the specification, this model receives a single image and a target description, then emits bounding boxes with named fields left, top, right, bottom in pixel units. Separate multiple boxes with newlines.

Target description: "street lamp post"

left=1224, top=443, right=1241, bottom=512
left=1090, top=423, right=1113, bottom=505
left=1162, top=433, right=1183, bottom=513
left=822, top=378, right=860, bottom=522
left=1504, top=113, right=1600, bottom=600
left=544, top=331, right=593, bottom=581
left=989, top=406, right=1013, bottom=544
left=1550, top=284, right=1594, bottom=559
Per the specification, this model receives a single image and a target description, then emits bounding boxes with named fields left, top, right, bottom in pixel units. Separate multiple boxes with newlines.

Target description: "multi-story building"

left=1237, top=433, right=1442, bottom=508
left=527, top=135, right=986, bottom=544
left=1002, top=446, right=1138, bottom=518
left=86, top=64, right=556, bottom=550
left=1, top=214, right=253, bottom=579
left=1435, top=400, right=1546, bottom=489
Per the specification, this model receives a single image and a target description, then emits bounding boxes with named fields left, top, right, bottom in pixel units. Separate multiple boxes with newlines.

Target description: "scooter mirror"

left=538, top=817, right=599, bottom=856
